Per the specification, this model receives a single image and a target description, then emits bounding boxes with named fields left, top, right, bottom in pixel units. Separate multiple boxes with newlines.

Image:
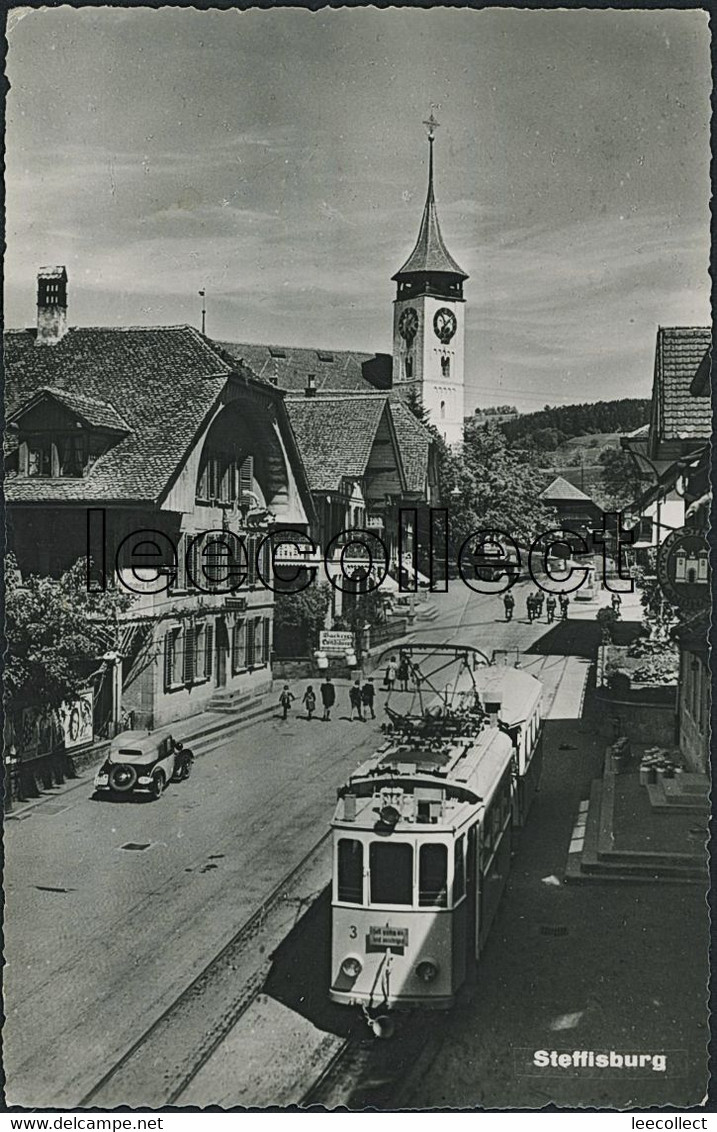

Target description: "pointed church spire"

left=392, top=115, right=468, bottom=283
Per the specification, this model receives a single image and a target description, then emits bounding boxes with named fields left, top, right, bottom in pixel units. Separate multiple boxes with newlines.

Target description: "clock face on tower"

left=433, top=308, right=457, bottom=344
left=398, top=307, right=419, bottom=342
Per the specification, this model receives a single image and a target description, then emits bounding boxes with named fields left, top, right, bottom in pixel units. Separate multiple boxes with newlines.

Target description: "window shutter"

left=263, top=618, right=271, bottom=665
left=240, top=456, right=254, bottom=497
left=175, top=534, right=186, bottom=592
left=164, top=631, right=174, bottom=691
left=246, top=618, right=255, bottom=668
left=232, top=620, right=245, bottom=674
left=246, top=535, right=257, bottom=588
left=205, top=624, right=214, bottom=678
left=183, top=628, right=195, bottom=684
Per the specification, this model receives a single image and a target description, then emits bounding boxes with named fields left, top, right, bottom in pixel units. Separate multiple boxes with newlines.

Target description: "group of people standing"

left=277, top=650, right=415, bottom=724
left=502, top=590, right=571, bottom=623
left=278, top=676, right=376, bottom=722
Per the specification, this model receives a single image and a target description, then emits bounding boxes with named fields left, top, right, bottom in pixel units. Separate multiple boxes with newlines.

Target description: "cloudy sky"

left=5, top=6, right=710, bottom=411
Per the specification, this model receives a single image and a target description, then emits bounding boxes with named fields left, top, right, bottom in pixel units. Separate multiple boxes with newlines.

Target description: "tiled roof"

left=9, top=386, right=131, bottom=432
left=653, top=327, right=712, bottom=443
left=690, top=346, right=711, bottom=397
left=540, top=475, right=593, bottom=503
left=4, top=325, right=263, bottom=504
left=389, top=399, right=432, bottom=494
left=217, top=341, right=392, bottom=395
left=284, top=394, right=391, bottom=492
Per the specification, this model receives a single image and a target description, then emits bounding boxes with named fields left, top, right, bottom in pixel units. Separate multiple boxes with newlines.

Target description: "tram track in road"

left=300, top=1019, right=446, bottom=1110
left=79, top=828, right=334, bottom=1109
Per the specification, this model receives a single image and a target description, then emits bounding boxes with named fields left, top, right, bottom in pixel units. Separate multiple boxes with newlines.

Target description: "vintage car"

left=93, top=730, right=194, bottom=801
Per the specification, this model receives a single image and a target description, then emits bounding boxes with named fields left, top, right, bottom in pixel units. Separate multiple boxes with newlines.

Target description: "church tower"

left=392, top=115, right=467, bottom=447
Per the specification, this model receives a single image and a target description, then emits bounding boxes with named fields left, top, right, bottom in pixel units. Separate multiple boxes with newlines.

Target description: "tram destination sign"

left=368, top=925, right=409, bottom=951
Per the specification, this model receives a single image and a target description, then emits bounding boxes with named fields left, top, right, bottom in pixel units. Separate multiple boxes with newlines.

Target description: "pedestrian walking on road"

left=279, top=684, right=296, bottom=720
left=546, top=595, right=557, bottom=623
left=302, top=685, right=317, bottom=720
left=397, top=652, right=410, bottom=692
left=526, top=594, right=535, bottom=623
left=362, top=678, right=376, bottom=720
left=384, top=656, right=398, bottom=692
left=503, top=592, right=515, bottom=621
left=611, top=593, right=623, bottom=617
left=535, top=591, right=545, bottom=619
left=559, top=593, right=570, bottom=620
left=349, top=679, right=364, bottom=721
left=320, top=677, right=335, bottom=721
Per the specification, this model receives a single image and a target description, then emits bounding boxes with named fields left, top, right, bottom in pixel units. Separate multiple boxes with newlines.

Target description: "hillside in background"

left=499, top=398, right=651, bottom=450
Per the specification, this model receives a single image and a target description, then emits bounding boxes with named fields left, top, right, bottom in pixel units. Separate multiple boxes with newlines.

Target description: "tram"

left=329, top=645, right=544, bottom=1027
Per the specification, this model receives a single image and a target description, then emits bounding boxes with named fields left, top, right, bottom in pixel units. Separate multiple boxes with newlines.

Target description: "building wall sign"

left=656, top=528, right=710, bottom=612
left=60, top=689, right=94, bottom=750
left=319, top=630, right=355, bottom=655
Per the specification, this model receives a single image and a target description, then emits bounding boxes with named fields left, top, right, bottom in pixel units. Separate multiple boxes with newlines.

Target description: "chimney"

left=36, top=266, right=68, bottom=346
left=305, top=373, right=316, bottom=398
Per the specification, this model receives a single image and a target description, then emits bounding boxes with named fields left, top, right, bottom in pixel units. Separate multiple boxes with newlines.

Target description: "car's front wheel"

left=149, top=771, right=166, bottom=800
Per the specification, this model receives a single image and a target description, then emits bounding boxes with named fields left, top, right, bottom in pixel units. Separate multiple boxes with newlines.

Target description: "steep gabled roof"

left=285, top=394, right=395, bottom=493
left=652, top=327, right=712, bottom=447
left=4, top=325, right=269, bottom=504
left=539, top=475, right=593, bottom=503
left=217, top=341, right=392, bottom=395
left=8, top=386, right=131, bottom=433
left=389, top=400, right=433, bottom=495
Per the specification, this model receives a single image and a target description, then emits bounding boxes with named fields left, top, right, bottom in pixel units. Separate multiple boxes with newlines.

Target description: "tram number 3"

left=349, top=925, right=358, bottom=939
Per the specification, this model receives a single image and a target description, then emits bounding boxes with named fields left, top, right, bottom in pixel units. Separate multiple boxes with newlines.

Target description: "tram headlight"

left=341, top=956, right=363, bottom=979
left=415, top=959, right=439, bottom=983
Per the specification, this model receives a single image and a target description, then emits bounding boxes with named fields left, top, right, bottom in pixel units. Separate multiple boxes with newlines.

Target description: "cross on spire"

left=423, top=110, right=440, bottom=141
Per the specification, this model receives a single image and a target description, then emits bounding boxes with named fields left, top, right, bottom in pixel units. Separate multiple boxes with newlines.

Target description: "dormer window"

left=9, top=386, right=130, bottom=480
left=27, top=436, right=53, bottom=477
left=22, top=432, right=88, bottom=478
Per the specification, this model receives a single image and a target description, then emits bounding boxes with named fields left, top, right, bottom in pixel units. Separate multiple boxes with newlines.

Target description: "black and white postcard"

left=3, top=4, right=712, bottom=1115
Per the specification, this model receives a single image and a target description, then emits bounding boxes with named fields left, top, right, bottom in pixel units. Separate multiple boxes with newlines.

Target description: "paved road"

left=405, top=621, right=709, bottom=1109
left=4, top=685, right=389, bottom=1106
left=4, top=580, right=646, bottom=1108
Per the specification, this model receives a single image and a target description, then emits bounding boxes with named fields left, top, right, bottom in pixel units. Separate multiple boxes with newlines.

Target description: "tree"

left=405, top=387, right=431, bottom=427
left=5, top=555, right=134, bottom=722
left=440, top=420, right=556, bottom=553
left=598, top=447, right=646, bottom=510
left=273, top=582, right=332, bottom=656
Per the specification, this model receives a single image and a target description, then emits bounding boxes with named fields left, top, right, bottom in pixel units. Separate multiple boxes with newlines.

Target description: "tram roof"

left=475, top=667, right=543, bottom=727
left=431, top=665, right=542, bottom=729
left=348, top=724, right=513, bottom=798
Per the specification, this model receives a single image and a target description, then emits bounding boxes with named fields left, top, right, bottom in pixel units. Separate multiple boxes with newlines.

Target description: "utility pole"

left=199, top=289, right=206, bottom=336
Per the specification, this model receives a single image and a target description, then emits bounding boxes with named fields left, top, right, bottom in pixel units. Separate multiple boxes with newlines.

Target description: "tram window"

left=453, top=836, right=465, bottom=902
left=337, top=838, right=364, bottom=904
left=370, top=842, right=413, bottom=905
left=419, top=843, right=448, bottom=907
